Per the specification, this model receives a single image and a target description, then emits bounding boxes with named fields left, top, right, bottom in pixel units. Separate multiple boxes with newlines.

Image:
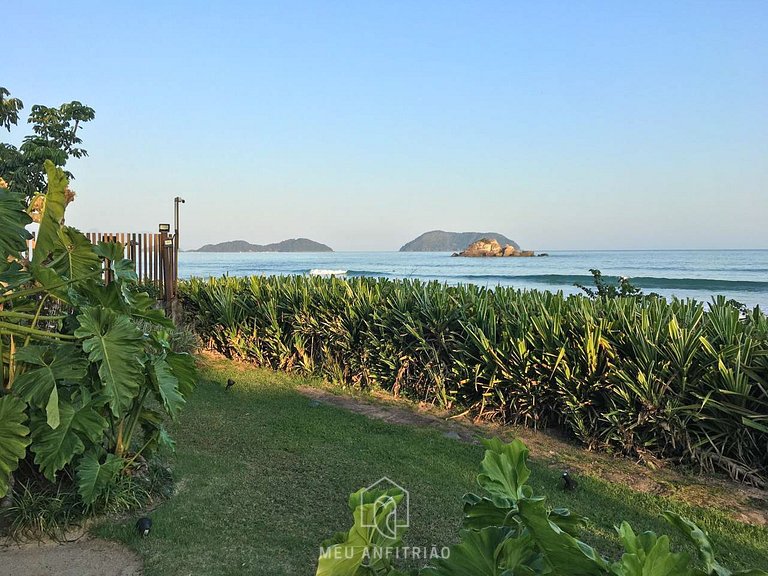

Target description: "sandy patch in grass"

left=1, top=534, right=142, bottom=576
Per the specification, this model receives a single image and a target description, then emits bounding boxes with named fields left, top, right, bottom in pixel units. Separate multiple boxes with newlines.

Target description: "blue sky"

left=5, top=1, right=767, bottom=250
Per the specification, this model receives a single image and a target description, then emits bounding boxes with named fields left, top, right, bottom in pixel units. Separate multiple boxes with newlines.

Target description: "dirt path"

left=299, top=385, right=768, bottom=527
left=0, top=535, right=142, bottom=576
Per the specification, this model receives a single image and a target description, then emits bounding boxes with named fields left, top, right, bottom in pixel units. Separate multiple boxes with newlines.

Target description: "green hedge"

left=180, top=275, right=768, bottom=484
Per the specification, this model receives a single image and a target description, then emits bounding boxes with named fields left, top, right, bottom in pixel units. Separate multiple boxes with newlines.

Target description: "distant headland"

left=192, top=238, right=333, bottom=253
left=399, top=230, right=520, bottom=252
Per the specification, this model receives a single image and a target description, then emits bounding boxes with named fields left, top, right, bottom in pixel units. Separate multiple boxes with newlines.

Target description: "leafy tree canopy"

left=0, top=86, right=94, bottom=200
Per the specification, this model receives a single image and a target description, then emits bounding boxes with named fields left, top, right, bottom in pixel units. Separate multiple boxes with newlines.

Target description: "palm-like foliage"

left=181, top=276, right=768, bottom=484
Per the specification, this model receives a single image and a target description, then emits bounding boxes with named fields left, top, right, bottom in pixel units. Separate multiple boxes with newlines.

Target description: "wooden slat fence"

left=85, top=232, right=168, bottom=289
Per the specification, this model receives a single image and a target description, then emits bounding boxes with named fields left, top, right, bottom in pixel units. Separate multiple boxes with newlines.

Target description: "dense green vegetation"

left=0, top=86, right=95, bottom=200
left=0, top=161, right=195, bottom=517
left=99, top=359, right=768, bottom=575
left=181, top=275, right=768, bottom=484
left=318, top=438, right=767, bottom=575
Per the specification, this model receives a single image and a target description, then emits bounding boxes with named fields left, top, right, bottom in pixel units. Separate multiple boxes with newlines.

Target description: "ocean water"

left=178, top=250, right=768, bottom=310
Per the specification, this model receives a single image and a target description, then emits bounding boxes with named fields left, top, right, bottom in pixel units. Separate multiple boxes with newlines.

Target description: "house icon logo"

left=359, top=477, right=409, bottom=540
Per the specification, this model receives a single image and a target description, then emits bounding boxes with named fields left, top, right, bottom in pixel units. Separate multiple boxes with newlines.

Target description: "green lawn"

left=97, top=358, right=768, bottom=575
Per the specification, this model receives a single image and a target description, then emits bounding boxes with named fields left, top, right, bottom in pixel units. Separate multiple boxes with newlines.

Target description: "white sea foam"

left=309, top=269, right=348, bottom=276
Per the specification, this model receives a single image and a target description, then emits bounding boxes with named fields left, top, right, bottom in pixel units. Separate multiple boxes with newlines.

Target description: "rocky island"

left=193, top=238, right=333, bottom=253
left=453, top=238, right=545, bottom=257
left=400, top=230, right=520, bottom=252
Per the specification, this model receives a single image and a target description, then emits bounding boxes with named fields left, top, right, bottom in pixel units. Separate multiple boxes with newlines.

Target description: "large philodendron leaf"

left=612, top=522, right=693, bottom=576
left=476, top=438, right=532, bottom=501
left=151, top=356, right=185, bottom=420
left=29, top=400, right=108, bottom=482
left=422, top=527, right=525, bottom=576
left=74, top=307, right=145, bottom=417
left=165, top=352, right=197, bottom=397
left=0, top=186, right=32, bottom=260
left=50, top=226, right=101, bottom=282
left=93, top=241, right=138, bottom=283
left=517, top=497, right=610, bottom=575
left=76, top=451, right=124, bottom=506
left=0, top=395, right=31, bottom=498
left=12, top=344, right=88, bottom=429
left=31, top=160, right=67, bottom=265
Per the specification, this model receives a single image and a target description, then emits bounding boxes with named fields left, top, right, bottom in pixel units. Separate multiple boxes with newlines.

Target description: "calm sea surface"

left=179, top=250, right=768, bottom=310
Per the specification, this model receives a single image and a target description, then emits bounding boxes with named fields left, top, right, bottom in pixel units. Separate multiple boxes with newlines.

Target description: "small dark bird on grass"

left=136, top=517, right=152, bottom=537
left=561, top=471, right=578, bottom=491
left=226, top=378, right=235, bottom=390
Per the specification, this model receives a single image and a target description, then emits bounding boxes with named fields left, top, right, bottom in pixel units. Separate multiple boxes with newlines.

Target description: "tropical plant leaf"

left=13, top=344, right=87, bottom=428
left=50, top=226, right=101, bottom=282
left=93, top=241, right=138, bottom=283
left=76, top=451, right=124, bottom=505
left=151, top=356, right=185, bottom=419
left=517, top=497, right=609, bottom=575
left=477, top=437, right=532, bottom=501
left=0, top=186, right=32, bottom=260
left=74, top=306, right=145, bottom=417
left=612, top=521, right=693, bottom=576
left=422, top=527, right=513, bottom=576
left=29, top=400, right=108, bottom=482
left=0, top=395, right=31, bottom=498
left=31, top=160, right=67, bottom=264
left=165, top=351, right=197, bottom=397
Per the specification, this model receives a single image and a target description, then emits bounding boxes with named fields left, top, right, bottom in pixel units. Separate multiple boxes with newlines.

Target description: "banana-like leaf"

left=76, top=451, right=124, bottom=505
left=32, top=160, right=67, bottom=265
left=29, top=400, right=108, bottom=482
left=517, top=497, right=609, bottom=575
left=0, top=395, right=31, bottom=498
left=612, top=522, right=693, bottom=576
left=477, top=438, right=532, bottom=501
left=0, top=186, right=32, bottom=260
left=151, top=356, right=185, bottom=419
left=74, top=307, right=145, bottom=417
left=13, top=344, right=87, bottom=429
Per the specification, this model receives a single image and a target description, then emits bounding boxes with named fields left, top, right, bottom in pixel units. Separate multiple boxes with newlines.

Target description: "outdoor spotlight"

left=164, top=239, right=174, bottom=247
left=174, top=196, right=186, bottom=204
left=159, top=223, right=171, bottom=232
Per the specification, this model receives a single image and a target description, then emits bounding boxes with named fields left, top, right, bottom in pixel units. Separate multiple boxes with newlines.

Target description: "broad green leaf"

left=612, top=522, right=693, bottom=576
left=0, top=186, right=32, bottom=260
left=166, top=351, right=197, bottom=397
left=32, top=160, right=67, bottom=264
left=13, top=344, right=87, bottom=428
left=74, top=307, right=145, bottom=417
left=477, top=438, right=532, bottom=501
left=50, top=226, right=101, bottom=282
left=422, top=527, right=512, bottom=576
left=76, top=451, right=124, bottom=505
left=316, top=489, right=407, bottom=576
left=29, top=401, right=107, bottom=482
left=151, top=356, right=185, bottom=419
left=462, top=492, right=519, bottom=530
left=518, top=497, right=609, bottom=575
left=93, top=241, right=138, bottom=283
left=0, top=395, right=31, bottom=498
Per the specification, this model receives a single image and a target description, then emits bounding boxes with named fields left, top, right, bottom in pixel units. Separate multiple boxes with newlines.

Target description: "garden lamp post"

left=174, top=196, right=185, bottom=290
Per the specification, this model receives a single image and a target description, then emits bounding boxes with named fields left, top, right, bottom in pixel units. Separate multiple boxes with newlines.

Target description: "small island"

left=400, top=230, right=520, bottom=252
left=453, top=237, right=545, bottom=257
left=193, top=238, right=333, bottom=253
